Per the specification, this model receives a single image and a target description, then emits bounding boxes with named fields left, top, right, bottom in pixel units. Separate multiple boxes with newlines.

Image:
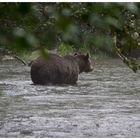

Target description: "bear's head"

left=74, top=53, right=93, bottom=73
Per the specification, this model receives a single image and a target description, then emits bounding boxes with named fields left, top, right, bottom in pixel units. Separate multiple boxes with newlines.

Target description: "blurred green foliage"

left=58, top=43, right=75, bottom=56
left=0, top=3, right=140, bottom=72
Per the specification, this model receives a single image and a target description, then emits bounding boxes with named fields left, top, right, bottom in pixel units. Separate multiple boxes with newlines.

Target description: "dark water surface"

left=0, top=59, right=140, bottom=137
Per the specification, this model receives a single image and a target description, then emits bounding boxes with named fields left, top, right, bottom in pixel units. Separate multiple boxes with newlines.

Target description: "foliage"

left=0, top=3, right=140, bottom=72
left=58, top=43, right=75, bottom=56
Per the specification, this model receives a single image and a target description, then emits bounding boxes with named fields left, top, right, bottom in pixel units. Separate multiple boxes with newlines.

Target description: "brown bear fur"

left=30, top=53, right=93, bottom=85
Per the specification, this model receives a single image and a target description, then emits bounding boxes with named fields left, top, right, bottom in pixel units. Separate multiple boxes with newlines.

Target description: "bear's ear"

left=85, top=53, right=89, bottom=59
left=74, top=53, right=78, bottom=56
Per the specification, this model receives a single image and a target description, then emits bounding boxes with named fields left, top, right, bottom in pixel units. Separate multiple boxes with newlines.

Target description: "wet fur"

left=31, top=53, right=93, bottom=85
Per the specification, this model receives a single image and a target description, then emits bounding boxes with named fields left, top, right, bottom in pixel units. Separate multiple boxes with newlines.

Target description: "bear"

left=30, top=53, right=93, bottom=85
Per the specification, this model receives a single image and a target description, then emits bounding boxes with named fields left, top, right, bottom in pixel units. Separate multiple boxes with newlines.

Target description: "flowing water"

left=0, top=59, right=140, bottom=138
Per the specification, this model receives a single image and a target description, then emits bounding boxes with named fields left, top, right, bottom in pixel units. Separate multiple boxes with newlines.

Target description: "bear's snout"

left=89, top=66, right=93, bottom=72
left=85, top=65, right=93, bottom=73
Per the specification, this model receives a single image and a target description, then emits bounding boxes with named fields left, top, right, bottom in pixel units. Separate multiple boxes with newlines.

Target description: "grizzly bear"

left=30, top=53, right=93, bottom=85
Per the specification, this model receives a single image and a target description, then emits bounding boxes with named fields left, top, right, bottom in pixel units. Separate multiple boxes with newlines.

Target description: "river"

left=0, top=59, right=140, bottom=137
